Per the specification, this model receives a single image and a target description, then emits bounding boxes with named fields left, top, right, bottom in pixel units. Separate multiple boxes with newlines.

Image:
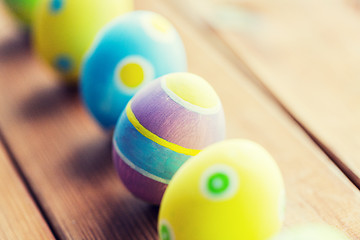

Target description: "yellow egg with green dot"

left=158, top=139, right=285, bottom=240
left=33, top=0, right=133, bottom=83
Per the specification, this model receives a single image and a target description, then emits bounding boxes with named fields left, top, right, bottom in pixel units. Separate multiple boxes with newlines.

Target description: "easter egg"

left=158, top=139, right=285, bottom=240
left=112, top=72, right=225, bottom=204
left=269, top=224, right=349, bottom=240
left=81, top=11, right=187, bottom=129
left=4, top=0, right=40, bottom=24
left=33, top=0, right=133, bottom=82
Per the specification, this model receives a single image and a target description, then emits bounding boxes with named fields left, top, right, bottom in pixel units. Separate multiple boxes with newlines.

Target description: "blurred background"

left=0, top=0, right=360, bottom=239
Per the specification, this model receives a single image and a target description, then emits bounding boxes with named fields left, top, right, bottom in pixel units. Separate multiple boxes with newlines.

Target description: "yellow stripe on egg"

left=126, top=102, right=201, bottom=156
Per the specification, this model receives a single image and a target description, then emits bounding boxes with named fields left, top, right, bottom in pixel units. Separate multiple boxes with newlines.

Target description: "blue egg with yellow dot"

left=81, top=11, right=187, bottom=129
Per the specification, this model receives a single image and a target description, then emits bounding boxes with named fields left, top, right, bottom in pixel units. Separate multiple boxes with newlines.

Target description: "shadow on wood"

left=17, top=84, right=78, bottom=121
left=0, top=30, right=30, bottom=60
left=61, top=133, right=159, bottom=239
left=100, top=196, right=159, bottom=239
left=63, top=135, right=113, bottom=184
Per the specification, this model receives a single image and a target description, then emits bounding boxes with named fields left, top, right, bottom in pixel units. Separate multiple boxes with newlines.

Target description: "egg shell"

left=158, top=139, right=285, bottom=240
left=33, top=0, right=133, bottom=82
left=4, top=0, right=40, bottom=24
left=269, top=224, right=349, bottom=240
left=113, top=72, right=226, bottom=204
left=81, top=11, right=187, bottom=129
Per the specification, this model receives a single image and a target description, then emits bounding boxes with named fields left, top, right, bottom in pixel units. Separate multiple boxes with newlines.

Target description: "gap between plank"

left=0, top=129, right=62, bottom=240
left=164, top=0, right=360, bottom=191
left=206, top=25, right=360, bottom=191
left=212, top=26, right=360, bottom=191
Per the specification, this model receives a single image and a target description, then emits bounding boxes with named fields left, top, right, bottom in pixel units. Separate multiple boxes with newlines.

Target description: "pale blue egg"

left=81, top=11, right=187, bottom=128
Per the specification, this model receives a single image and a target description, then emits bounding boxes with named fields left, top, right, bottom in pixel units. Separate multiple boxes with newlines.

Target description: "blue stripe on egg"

left=113, top=109, right=190, bottom=182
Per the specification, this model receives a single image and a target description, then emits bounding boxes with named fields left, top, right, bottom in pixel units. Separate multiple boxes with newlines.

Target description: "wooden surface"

left=169, top=0, right=360, bottom=187
left=0, top=140, right=54, bottom=240
left=0, top=0, right=360, bottom=239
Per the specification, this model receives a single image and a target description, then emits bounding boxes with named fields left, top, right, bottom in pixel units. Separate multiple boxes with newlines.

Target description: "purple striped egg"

left=113, top=72, right=226, bottom=204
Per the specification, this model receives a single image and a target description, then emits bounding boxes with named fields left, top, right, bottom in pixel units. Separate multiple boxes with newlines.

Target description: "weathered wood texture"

left=0, top=3, right=159, bottom=240
left=0, top=139, right=55, bottom=240
left=170, top=0, right=360, bottom=187
left=0, top=0, right=359, bottom=239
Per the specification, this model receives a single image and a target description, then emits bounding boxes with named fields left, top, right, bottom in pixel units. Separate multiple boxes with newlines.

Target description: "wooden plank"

left=0, top=3, right=159, bottom=240
left=0, top=0, right=360, bottom=239
left=0, top=139, right=55, bottom=240
left=169, top=0, right=360, bottom=186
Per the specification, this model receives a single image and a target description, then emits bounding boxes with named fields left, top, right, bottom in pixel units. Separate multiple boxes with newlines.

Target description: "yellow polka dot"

left=150, top=14, right=171, bottom=34
left=165, top=73, right=220, bottom=109
left=119, top=63, right=144, bottom=88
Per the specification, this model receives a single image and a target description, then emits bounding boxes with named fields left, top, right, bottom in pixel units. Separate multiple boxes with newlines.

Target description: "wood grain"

left=169, top=0, right=360, bottom=187
left=0, top=2, right=159, bottom=239
left=0, top=139, right=54, bottom=240
left=0, top=0, right=360, bottom=239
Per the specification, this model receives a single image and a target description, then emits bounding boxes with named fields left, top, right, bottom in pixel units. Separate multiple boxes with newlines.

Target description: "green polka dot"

left=207, top=172, right=229, bottom=194
left=160, top=224, right=171, bottom=240
left=200, top=164, right=239, bottom=201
